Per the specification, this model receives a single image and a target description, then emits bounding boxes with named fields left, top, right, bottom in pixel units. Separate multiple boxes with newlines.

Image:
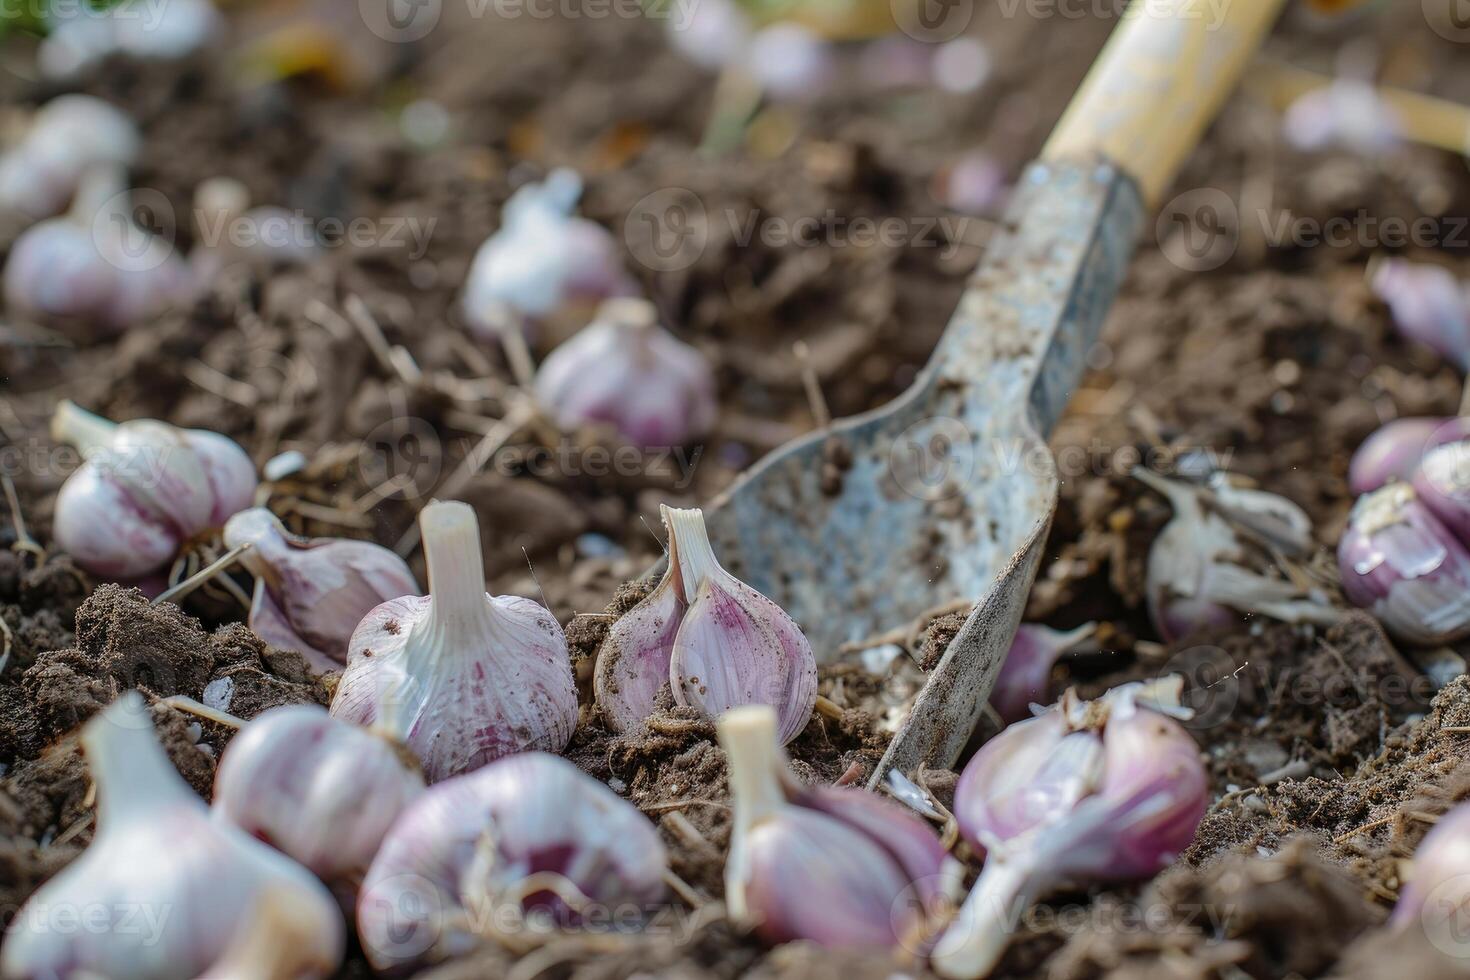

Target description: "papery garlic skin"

left=664, top=506, right=817, bottom=745
left=461, top=169, right=636, bottom=340
left=534, top=298, right=718, bottom=449
left=990, top=623, right=1095, bottom=725
left=51, top=401, right=258, bottom=579
left=593, top=562, right=687, bottom=733
left=1, top=693, right=343, bottom=980
left=1370, top=258, right=1470, bottom=371
left=933, top=684, right=1206, bottom=979
left=720, top=706, right=961, bottom=953
left=1338, top=482, right=1470, bottom=646
left=1413, top=440, right=1470, bottom=543
left=1350, top=417, right=1469, bottom=495
left=330, top=500, right=577, bottom=782
left=358, top=752, right=667, bottom=971
left=224, top=508, right=420, bottom=673
left=213, top=704, right=425, bottom=887
left=0, top=95, right=139, bottom=221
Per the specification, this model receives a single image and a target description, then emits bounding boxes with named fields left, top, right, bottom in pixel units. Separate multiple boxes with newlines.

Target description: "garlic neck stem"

left=51, top=400, right=118, bottom=455
left=717, top=706, right=789, bottom=830
left=930, top=856, right=1044, bottom=980
left=81, top=694, right=195, bottom=828
left=420, top=501, right=492, bottom=625
left=663, top=506, right=721, bottom=597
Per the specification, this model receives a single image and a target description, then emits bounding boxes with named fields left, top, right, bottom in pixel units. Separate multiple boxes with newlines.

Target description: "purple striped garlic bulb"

left=50, top=400, right=257, bottom=580
left=1350, top=417, right=1470, bottom=495
left=594, top=505, right=817, bottom=743
left=931, top=681, right=1207, bottom=979
left=4, top=166, right=191, bottom=333
left=719, top=705, right=962, bottom=952
left=461, top=168, right=636, bottom=341
left=1390, top=799, right=1470, bottom=948
left=0, top=693, right=344, bottom=980
left=1338, top=482, right=1470, bottom=645
left=330, top=500, right=577, bottom=782
left=1414, top=439, right=1470, bottom=543
left=212, top=704, right=425, bottom=891
left=0, top=95, right=139, bottom=221
left=533, top=298, right=718, bottom=449
left=990, top=623, right=1096, bottom=725
left=1370, top=258, right=1470, bottom=371
left=357, top=752, right=667, bottom=971
left=223, top=508, right=420, bottom=674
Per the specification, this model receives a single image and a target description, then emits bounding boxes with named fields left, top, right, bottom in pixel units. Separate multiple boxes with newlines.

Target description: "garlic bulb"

left=461, top=169, right=636, bottom=340
left=197, top=884, right=340, bottom=980
left=1414, top=439, right=1470, bottom=543
left=534, top=298, right=718, bottom=449
left=1135, top=467, right=1336, bottom=643
left=745, top=23, right=835, bottom=101
left=190, top=178, right=321, bottom=290
left=1338, top=482, right=1470, bottom=646
left=1391, top=800, right=1470, bottom=942
left=989, top=623, right=1096, bottom=725
left=223, top=508, right=420, bottom=673
left=665, top=0, right=751, bottom=70
left=0, top=693, right=344, bottom=980
left=593, top=553, right=686, bottom=733
left=38, top=0, right=222, bottom=80
left=651, top=505, right=816, bottom=743
left=1283, top=78, right=1402, bottom=155
left=1370, top=258, right=1470, bottom=371
left=213, top=704, right=425, bottom=889
left=330, top=500, right=577, bottom=782
left=51, top=400, right=258, bottom=580
left=1350, top=417, right=1469, bottom=495
left=357, top=751, right=667, bottom=971
left=0, top=95, right=139, bottom=220
left=931, top=681, right=1207, bottom=979
left=719, top=705, right=961, bottom=952
left=4, top=167, right=191, bottom=332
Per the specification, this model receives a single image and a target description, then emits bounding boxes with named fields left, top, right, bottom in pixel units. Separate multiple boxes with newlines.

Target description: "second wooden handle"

left=1042, top=0, right=1288, bottom=206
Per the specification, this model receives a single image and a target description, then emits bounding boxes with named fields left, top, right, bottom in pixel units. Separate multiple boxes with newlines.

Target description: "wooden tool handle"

left=1042, top=0, right=1288, bottom=206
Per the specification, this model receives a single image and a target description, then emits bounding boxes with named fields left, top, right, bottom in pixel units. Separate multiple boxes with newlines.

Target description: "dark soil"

left=3, top=0, right=1470, bottom=978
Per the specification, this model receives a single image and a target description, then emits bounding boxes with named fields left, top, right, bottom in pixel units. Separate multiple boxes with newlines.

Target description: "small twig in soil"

left=834, top=760, right=865, bottom=786
left=1, top=474, right=45, bottom=563
left=351, top=474, right=413, bottom=513
left=660, top=811, right=720, bottom=861
left=792, top=340, right=831, bottom=430
left=184, top=359, right=259, bottom=408
left=814, top=694, right=845, bottom=721
left=1440, top=725, right=1470, bottom=733
left=660, top=868, right=707, bottom=909
left=282, top=499, right=374, bottom=529
left=153, top=543, right=251, bottom=608
left=641, top=798, right=729, bottom=815
left=50, top=812, right=94, bottom=848
left=1334, top=814, right=1395, bottom=844
left=159, top=695, right=245, bottom=729
left=646, top=716, right=709, bottom=737
left=343, top=294, right=421, bottom=387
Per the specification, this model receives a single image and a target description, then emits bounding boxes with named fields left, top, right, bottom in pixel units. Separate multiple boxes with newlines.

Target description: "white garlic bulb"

left=0, top=693, right=344, bottom=980
left=212, top=704, right=425, bottom=889
left=50, top=400, right=257, bottom=580
left=223, top=508, right=420, bottom=673
left=358, top=752, right=667, bottom=972
left=533, top=298, right=718, bottom=449
left=0, top=95, right=139, bottom=220
left=330, top=500, right=578, bottom=782
left=38, top=0, right=223, bottom=81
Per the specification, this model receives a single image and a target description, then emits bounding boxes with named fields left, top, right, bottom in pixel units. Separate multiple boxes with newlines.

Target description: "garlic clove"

left=0, top=95, right=139, bottom=220
left=1370, top=258, right=1470, bottom=371
left=744, top=23, right=836, bottom=102
left=719, top=706, right=955, bottom=953
left=1350, top=417, right=1470, bottom=495
left=665, top=0, right=751, bottom=71
left=196, top=884, right=341, bottom=980
left=664, top=506, right=817, bottom=745
left=50, top=401, right=258, bottom=579
left=357, top=751, right=666, bottom=971
left=330, top=500, right=577, bottom=782
left=593, top=563, right=687, bottom=733
left=989, top=622, right=1097, bottom=725
left=1391, top=800, right=1470, bottom=935
left=1205, top=473, right=1314, bottom=557
left=1, top=693, right=343, bottom=980
left=1283, top=78, right=1402, bottom=156
left=213, top=704, right=425, bottom=889
left=1338, top=482, right=1470, bottom=645
left=224, top=508, right=420, bottom=672
left=533, top=298, right=718, bottom=449
left=1413, top=439, right=1470, bottom=544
